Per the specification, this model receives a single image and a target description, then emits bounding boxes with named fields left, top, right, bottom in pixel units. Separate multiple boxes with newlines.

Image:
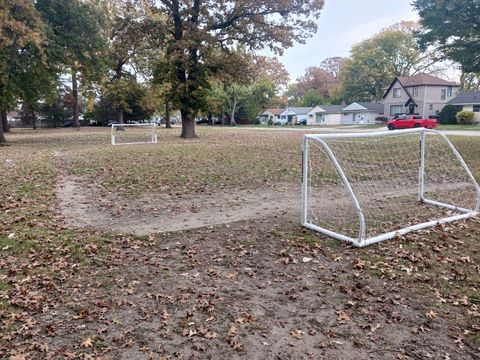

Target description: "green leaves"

left=413, top=0, right=480, bottom=73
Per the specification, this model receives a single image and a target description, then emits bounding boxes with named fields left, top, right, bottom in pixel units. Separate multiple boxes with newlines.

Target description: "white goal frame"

left=111, top=123, right=158, bottom=146
left=302, top=128, right=480, bottom=247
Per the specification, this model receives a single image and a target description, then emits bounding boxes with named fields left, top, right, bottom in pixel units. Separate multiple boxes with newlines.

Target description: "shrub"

left=456, top=111, right=475, bottom=125
left=267, top=119, right=274, bottom=125
left=439, top=105, right=458, bottom=124
left=253, top=118, right=261, bottom=125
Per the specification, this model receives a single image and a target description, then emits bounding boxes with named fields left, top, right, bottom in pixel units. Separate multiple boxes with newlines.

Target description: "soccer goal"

left=302, top=128, right=480, bottom=247
left=111, top=123, right=157, bottom=146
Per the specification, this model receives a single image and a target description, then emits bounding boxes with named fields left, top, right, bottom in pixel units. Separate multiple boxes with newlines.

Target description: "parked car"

left=387, top=115, right=438, bottom=130
left=295, top=119, right=307, bottom=125
left=195, top=118, right=209, bottom=125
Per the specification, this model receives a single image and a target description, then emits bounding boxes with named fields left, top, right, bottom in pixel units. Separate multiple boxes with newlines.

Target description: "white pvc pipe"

left=361, top=212, right=478, bottom=247
left=422, top=198, right=473, bottom=214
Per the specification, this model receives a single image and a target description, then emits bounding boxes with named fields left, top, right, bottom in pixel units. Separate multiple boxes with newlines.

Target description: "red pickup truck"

left=387, top=115, right=438, bottom=130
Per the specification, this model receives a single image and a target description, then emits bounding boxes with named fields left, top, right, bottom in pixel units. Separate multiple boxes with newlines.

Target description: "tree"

left=36, top=0, right=106, bottom=128
left=0, top=0, right=45, bottom=144
left=103, top=0, right=160, bottom=124
left=335, top=21, right=443, bottom=102
left=150, top=0, right=325, bottom=138
left=413, top=0, right=480, bottom=73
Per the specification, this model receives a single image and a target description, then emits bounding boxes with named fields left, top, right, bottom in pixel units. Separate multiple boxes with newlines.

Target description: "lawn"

left=0, top=127, right=479, bottom=359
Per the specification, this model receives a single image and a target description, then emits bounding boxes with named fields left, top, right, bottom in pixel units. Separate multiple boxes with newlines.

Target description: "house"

left=307, top=105, right=343, bottom=126
left=341, top=102, right=383, bottom=125
left=279, top=107, right=312, bottom=125
left=259, top=108, right=283, bottom=124
left=447, top=92, right=480, bottom=123
left=382, top=73, right=460, bottom=118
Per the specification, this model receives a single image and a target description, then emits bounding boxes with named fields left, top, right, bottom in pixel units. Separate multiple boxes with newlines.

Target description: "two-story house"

left=382, top=74, right=460, bottom=119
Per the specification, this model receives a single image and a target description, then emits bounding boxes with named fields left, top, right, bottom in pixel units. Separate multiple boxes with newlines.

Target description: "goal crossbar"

left=302, top=128, right=480, bottom=247
left=111, top=123, right=158, bottom=146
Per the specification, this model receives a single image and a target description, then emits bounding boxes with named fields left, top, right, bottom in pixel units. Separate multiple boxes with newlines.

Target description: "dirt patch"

left=24, top=219, right=480, bottom=359
left=56, top=176, right=301, bottom=235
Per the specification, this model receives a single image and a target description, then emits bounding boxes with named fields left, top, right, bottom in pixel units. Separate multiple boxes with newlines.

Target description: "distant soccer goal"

left=302, top=128, right=480, bottom=247
left=111, top=123, right=157, bottom=146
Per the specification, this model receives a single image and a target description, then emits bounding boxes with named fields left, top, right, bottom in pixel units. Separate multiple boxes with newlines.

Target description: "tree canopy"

left=150, top=0, right=324, bottom=138
left=413, top=0, right=480, bottom=73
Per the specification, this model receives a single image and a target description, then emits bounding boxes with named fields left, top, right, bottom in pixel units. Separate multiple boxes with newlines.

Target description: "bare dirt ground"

left=56, top=175, right=300, bottom=235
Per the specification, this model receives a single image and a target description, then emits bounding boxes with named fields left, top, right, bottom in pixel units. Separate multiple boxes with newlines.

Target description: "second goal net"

left=302, top=128, right=480, bottom=247
left=111, top=123, right=157, bottom=146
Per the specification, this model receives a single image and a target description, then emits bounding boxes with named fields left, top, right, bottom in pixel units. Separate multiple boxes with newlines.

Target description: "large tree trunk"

left=180, top=109, right=197, bottom=138
left=72, top=69, right=80, bottom=128
left=2, top=110, right=9, bottom=132
left=116, top=108, right=124, bottom=124
left=165, top=102, right=172, bottom=128
left=0, top=110, right=7, bottom=145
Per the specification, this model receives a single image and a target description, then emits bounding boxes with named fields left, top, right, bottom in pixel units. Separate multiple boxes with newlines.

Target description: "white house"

left=279, top=107, right=312, bottom=125
left=259, top=108, right=283, bottom=124
left=341, top=102, right=384, bottom=125
left=307, top=105, right=343, bottom=126
left=446, top=92, right=480, bottom=123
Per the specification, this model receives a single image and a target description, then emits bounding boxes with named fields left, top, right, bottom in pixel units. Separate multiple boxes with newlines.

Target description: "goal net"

left=111, top=123, right=157, bottom=146
left=302, top=128, right=480, bottom=247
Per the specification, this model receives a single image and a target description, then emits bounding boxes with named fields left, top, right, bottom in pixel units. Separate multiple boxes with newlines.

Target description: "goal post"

left=302, top=128, right=480, bottom=247
left=111, top=123, right=158, bottom=146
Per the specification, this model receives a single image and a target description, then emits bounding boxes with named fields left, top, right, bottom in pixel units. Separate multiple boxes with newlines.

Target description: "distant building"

left=382, top=73, right=460, bottom=118
left=307, top=105, right=343, bottom=125
left=279, top=107, right=312, bottom=125
left=341, top=102, right=383, bottom=125
left=447, top=92, right=480, bottom=123
left=259, top=108, right=283, bottom=124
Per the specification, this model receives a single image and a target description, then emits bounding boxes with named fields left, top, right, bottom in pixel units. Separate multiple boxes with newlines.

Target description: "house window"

left=412, top=86, right=418, bottom=97
left=447, top=86, right=452, bottom=97
left=473, top=105, right=480, bottom=112
left=441, top=89, right=446, bottom=100
left=393, top=88, right=402, bottom=98
left=390, top=105, right=403, bottom=116
left=428, top=104, right=433, bottom=110
left=456, top=105, right=464, bottom=112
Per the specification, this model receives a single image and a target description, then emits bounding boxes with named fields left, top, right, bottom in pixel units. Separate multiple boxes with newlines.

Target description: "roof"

left=357, top=102, right=384, bottom=111
left=383, top=73, right=459, bottom=100
left=398, top=74, right=459, bottom=87
left=262, top=108, right=284, bottom=116
left=309, top=105, right=344, bottom=114
left=321, top=105, right=344, bottom=113
left=447, top=92, right=480, bottom=105
left=283, top=107, right=313, bottom=115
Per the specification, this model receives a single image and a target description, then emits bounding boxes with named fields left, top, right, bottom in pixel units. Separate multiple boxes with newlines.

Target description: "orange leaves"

left=81, top=337, right=94, bottom=348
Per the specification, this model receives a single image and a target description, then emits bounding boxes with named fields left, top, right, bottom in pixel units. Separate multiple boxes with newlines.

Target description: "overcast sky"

left=279, top=0, right=419, bottom=82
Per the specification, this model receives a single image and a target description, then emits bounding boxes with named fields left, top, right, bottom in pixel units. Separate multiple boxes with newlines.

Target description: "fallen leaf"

left=81, top=337, right=94, bottom=348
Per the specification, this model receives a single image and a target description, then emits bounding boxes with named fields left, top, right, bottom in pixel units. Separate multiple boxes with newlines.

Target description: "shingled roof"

left=398, top=74, right=458, bottom=87
left=447, top=92, right=480, bottom=105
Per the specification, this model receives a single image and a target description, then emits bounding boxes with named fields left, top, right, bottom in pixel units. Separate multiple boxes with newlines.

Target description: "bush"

left=253, top=118, right=261, bottom=125
left=267, top=119, right=274, bottom=125
left=456, top=111, right=475, bottom=125
left=439, top=105, right=457, bottom=124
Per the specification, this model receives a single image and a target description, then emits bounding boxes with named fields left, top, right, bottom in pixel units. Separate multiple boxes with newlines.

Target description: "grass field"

left=1, top=127, right=479, bottom=359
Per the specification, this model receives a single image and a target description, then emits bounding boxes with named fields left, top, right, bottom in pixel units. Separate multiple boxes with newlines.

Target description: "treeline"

left=0, top=0, right=324, bottom=142
left=288, top=19, right=480, bottom=107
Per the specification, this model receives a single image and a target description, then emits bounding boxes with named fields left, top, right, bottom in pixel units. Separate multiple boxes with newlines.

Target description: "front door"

left=316, top=114, right=325, bottom=124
